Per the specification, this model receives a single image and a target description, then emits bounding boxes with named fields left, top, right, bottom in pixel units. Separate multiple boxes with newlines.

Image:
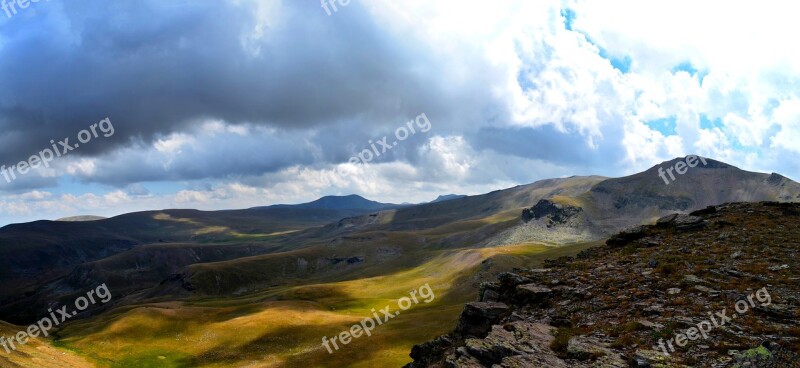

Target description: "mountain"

left=485, top=156, right=800, bottom=245
left=0, top=157, right=797, bottom=367
left=430, top=194, right=468, bottom=203
left=261, top=194, right=400, bottom=211
left=56, top=215, right=107, bottom=222
left=405, top=202, right=800, bottom=367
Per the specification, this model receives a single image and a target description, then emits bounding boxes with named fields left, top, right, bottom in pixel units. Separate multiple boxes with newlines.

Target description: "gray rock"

left=683, top=274, right=706, bottom=284
left=456, top=302, right=511, bottom=338
left=695, top=285, right=720, bottom=296
left=767, top=264, right=789, bottom=271
left=673, top=215, right=706, bottom=231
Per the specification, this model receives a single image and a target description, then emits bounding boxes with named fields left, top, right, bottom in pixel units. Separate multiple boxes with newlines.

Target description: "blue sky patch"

left=700, top=114, right=723, bottom=130
left=645, top=117, right=677, bottom=136
left=600, top=50, right=632, bottom=73
left=561, top=8, right=576, bottom=31
left=672, top=61, right=709, bottom=82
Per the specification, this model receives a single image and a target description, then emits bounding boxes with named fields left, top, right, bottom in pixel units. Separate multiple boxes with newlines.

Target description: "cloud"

left=0, top=0, right=489, bottom=163
left=0, top=0, right=799, bottom=224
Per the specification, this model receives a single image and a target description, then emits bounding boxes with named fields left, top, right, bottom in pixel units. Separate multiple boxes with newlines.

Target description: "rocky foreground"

left=405, top=202, right=800, bottom=367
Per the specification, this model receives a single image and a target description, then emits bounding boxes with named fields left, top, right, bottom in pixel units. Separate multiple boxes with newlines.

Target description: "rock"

left=455, top=302, right=511, bottom=338
left=690, top=206, right=718, bottom=216
left=500, top=354, right=572, bottom=368
left=683, top=274, right=706, bottom=284
left=672, top=215, right=706, bottom=231
left=498, top=272, right=532, bottom=286
left=452, top=354, right=484, bottom=368
left=656, top=213, right=706, bottom=230
left=404, top=202, right=800, bottom=368
left=566, top=336, right=625, bottom=364
left=479, top=282, right=500, bottom=302
left=480, top=289, right=499, bottom=302
left=516, top=284, right=553, bottom=304
left=637, top=320, right=664, bottom=329
left=642, top=304, right=665, bottom=315
left=643, top=239, right=662, bottom=247
left=754, top=304, right=796, bottom=319
left=695, top=285, right=720, bottom=296
left=719, top=268, right=745, bottom=277
left=633, top=349, right=672, bottom=367
left=521, top=199, right=582, bottom=226
left=470, top=322, right=574, bottom=367
left=464, top=335, right=519, bottom=365
left=607, top=225, right=648, bottom=247
left=407, top=336, right=453, bottom=368
left=656, top=213, right=680, bottom=226
left=767, top=264, right=789, bottom=271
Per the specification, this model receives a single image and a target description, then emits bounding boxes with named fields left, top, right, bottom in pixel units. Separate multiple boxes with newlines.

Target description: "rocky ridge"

left=405, top=202, right=800, bottom=367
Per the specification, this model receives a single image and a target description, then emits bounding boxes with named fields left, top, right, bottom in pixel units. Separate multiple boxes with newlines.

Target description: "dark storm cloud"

left=471, top=123, right=627, bottom=169
left=0, top=0, right=469, bottom=167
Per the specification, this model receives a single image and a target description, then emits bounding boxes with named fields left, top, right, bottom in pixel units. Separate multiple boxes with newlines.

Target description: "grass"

left=53, top=242, right=594, bottom=368
left=0, top=321, right=96, bottom=367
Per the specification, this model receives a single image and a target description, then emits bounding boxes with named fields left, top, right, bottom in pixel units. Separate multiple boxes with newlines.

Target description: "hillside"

left=0, top=157, right=797, bottom=367
left=0, top=204, right=398, bottom=324
left=405, top=202, right=800, bottom=367
left=0, top=321, right=95, bottom=368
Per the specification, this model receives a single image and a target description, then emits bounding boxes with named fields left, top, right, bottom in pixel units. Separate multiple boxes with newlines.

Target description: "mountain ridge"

left=0, top=157, right=798, bottom=366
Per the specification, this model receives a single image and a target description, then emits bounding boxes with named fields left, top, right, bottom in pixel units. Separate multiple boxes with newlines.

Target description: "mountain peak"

left=55, top=215, right=106, bottom=222
left=266, top=194, right=397, bottom=211
left=654, top=155, right=733, bottom=171
left=431, top=194, right=467, bottom=203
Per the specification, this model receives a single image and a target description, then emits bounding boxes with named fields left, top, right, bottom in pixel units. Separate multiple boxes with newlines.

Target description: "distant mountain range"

left=257, top=194, right=401, bottom=211
left=0, top=156, right=797, bottom=366
left=56, top=215, right=107, bottom=222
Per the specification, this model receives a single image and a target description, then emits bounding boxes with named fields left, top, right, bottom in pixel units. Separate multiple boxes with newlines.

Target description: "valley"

left=0, top=157, right=797, bottom=367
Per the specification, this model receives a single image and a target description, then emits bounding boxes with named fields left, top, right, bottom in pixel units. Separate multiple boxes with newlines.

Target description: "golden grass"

left=0, top=321, right=96, bottom=368
left=549, top=195, right=584, bottom=208
left=51, top=242, right=593, bottom=368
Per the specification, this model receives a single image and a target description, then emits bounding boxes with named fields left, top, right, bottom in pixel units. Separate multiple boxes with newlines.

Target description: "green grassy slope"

left=55, top=242, right=596, bottom=368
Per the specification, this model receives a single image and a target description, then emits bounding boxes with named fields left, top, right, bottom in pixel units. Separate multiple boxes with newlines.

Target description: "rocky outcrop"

left=405, top=202, right=800, bottom=368
left=521, top=199, right=582, bottom=227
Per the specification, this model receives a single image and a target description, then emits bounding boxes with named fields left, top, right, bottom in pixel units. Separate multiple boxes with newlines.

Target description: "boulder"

left=455, top=302, right=511, bottom=338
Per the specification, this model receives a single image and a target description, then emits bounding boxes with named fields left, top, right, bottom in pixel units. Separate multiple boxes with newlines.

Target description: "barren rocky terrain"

left=406, top=202, right=800, bottom=367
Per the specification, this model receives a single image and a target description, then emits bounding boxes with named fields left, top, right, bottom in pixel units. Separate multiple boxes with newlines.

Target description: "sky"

left=0, top=0, right=798, bottom=225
